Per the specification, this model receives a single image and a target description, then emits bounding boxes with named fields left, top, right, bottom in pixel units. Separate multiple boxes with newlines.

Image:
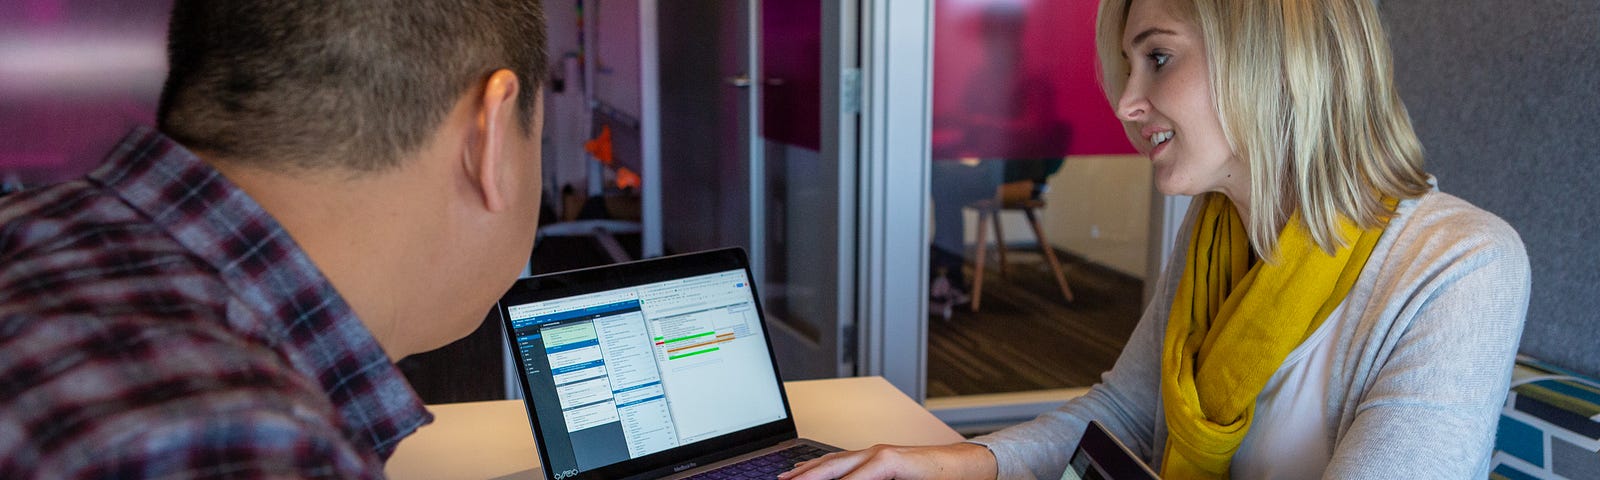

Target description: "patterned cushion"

left=1491, top=355, right=1600, bottom=480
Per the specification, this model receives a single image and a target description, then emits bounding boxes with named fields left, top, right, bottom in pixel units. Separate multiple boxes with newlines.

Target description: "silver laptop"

left=497, top=248, right=839, bottom=480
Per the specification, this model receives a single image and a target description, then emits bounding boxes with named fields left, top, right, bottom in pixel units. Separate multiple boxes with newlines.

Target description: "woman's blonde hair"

left=1095, top=0, right=1431, bottom=259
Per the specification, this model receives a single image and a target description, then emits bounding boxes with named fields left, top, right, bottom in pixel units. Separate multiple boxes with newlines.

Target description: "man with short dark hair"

left=0, top=1, right=548, bottom=477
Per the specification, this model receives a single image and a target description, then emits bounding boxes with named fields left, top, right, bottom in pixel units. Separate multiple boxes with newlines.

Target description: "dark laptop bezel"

left=496, top=247, right=801, bottom=480
left=1068, top=421, right=1160, bottom=480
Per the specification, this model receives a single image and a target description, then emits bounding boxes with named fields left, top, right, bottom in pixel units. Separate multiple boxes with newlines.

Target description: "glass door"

left=656, top=0, right=856, bottom=381
left=915, top=0, right=1157, bottom=432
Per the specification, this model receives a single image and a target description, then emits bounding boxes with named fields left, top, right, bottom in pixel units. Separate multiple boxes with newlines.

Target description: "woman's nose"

left=1116, top=84, right=1149, bottom=123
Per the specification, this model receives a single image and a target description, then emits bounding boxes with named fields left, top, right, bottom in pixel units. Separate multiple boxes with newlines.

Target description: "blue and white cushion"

left=1492, top=355, right=1600, bottom=480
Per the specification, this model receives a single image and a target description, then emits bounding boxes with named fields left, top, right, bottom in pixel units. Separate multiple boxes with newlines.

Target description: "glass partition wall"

left=923, top=0, right=1152, bottom=409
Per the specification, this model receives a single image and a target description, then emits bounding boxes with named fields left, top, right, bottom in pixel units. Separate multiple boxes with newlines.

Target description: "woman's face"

left=1117, top=0, right=1246, bottom=200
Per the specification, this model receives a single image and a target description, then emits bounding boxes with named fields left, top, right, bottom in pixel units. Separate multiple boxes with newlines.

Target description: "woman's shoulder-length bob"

left=1095, top=0, right=1432, bottom=259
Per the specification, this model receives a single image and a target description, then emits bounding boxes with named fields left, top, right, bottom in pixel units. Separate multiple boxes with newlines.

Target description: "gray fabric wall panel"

left=1380, top=1, right=1600, bottom=378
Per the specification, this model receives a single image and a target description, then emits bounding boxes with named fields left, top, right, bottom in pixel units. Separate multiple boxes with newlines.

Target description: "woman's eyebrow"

left=1129, top=27, right=1179, bottom=47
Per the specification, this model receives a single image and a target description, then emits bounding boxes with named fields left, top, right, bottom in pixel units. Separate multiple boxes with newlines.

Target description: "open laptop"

left=1060, top=421, right=1159, bottom=480
left=496, top=248, right=840, bottom=480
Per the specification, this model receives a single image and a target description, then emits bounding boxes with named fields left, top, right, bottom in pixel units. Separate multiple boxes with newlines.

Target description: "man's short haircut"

left=157, top=0, right=548, bottom=172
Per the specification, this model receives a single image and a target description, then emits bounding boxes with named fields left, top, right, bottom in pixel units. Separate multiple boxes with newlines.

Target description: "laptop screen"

left=500, top=250, right=793, bottom=480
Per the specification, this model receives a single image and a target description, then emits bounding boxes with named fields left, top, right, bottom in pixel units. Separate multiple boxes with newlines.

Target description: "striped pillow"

left=1492, top=355, right=1600, bottom=480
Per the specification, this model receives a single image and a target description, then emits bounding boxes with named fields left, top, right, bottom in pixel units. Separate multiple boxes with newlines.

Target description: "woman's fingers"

left=780, top=446, right=889, bottom=480
left=778, top=443, right=995, bottom=480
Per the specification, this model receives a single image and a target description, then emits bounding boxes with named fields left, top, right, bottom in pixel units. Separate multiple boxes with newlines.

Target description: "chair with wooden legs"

left=966, top=180, right=1075, bottom=312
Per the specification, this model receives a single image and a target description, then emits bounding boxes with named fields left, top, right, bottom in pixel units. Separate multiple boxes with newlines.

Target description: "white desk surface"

left=386, top=376, right=964, bottom=480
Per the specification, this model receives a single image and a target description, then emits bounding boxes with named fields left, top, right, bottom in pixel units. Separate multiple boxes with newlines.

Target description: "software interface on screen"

left=506, top=269, right=787, bottom=477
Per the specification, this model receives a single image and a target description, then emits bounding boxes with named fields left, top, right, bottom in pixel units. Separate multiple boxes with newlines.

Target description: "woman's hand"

left=777, top=442, right=997, bottom=480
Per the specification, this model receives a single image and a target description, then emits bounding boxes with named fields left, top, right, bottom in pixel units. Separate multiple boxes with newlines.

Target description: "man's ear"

left=465, top=69, right=522, bottom=213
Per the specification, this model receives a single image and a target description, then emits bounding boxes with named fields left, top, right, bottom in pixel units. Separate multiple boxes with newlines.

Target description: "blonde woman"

left=781, top=0, right=1530, bottom=478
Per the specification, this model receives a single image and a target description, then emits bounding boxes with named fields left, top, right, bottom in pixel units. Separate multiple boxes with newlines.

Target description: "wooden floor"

left=927, top=248, right=1144, bottom=398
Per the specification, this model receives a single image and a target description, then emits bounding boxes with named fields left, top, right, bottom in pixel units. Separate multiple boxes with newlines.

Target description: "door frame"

left=855, top=0, right=934, bottom=402
left=641, top=0, right=663, bottom=258
left=816, top=0, right=862, bottom=379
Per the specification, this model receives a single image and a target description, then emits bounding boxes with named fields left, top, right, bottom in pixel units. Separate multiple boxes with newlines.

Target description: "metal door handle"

left=726, top=75, right=752, bottom=88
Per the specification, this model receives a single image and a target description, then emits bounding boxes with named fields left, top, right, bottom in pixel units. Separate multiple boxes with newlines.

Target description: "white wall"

left=961, top=154, right=1151, bottom=279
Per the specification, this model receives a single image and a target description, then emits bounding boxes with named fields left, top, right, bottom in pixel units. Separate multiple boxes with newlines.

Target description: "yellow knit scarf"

left=1159, top=194, right=1390, bottom=478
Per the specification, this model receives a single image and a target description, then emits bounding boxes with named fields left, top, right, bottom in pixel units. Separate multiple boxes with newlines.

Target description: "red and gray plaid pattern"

left=0, top=127, right=431, bottom=478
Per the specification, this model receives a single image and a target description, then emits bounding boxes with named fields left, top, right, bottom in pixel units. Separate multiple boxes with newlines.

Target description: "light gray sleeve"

left=966, top=297, right=1167, bottom=480
left=967, top=240, right=1182, bottom=480
left=1322, top=217, right=1531, bottom=479
left=967, top=197, right=1201, bottom=480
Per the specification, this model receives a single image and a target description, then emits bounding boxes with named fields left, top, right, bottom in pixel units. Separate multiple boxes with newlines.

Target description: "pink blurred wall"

left=0, top=0, right=172, bottom=186
left=1, top=0, right=1134, bottom=185
left=761, top=0, right=822, bottom=151
left=932, top=0, right=1134, bottom=159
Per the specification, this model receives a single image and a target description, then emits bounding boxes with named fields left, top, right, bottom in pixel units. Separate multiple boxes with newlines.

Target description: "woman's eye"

left=1149, top=52, right=1171, bottom=69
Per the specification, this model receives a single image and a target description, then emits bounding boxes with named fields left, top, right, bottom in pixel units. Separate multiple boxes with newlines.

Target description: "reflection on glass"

left=926, top=0, right=1147, bottom=398
left=930, top=3, right=1068, bottom=303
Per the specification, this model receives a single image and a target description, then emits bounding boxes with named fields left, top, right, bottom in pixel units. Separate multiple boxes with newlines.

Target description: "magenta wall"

left=713, top=0, right=1137, bottom=158
left=932, top=0, right=1134, bottom=159
left=761, top=0, right=822, bottom=151
left=0, top=0, right=172, bottom=185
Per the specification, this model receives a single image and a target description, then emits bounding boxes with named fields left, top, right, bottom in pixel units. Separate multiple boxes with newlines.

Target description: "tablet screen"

left=1061, top=421, right=1158, bottom=480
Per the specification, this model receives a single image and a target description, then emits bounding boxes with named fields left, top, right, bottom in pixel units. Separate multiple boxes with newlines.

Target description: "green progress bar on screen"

left=669, top=347, right=720, bottom=360
left=663, top=331, right=716, bottom=344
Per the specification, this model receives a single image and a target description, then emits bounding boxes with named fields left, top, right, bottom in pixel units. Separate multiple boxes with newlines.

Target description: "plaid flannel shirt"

left=0, top=127, right=432, bottom=478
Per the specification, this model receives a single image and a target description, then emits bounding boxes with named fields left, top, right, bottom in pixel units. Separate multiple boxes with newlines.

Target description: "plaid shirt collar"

left=87, top=127, right=432, bottom=459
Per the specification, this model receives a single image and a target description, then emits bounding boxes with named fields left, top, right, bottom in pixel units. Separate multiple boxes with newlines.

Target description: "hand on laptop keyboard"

left=775, top=443, right=998, bottom=480
left=687, top=445, right=832, bottom=480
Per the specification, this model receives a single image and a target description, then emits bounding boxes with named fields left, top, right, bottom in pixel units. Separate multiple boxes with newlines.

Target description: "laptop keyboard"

left=684, top=444, right=832, bottom=479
